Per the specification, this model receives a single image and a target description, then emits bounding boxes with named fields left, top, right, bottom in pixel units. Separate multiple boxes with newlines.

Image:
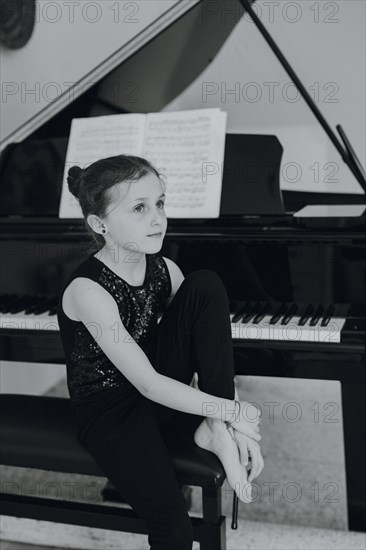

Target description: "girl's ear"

left=87, top=214, right=104, bottom=234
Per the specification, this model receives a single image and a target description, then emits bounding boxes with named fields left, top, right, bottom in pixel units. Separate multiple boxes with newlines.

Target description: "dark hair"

left=67, top=155, right=164, bottom=252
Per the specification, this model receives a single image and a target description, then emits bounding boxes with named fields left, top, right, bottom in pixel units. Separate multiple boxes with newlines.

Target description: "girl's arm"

left=71, top=278, right=260, bottom=441
left=147, top=372, right=236, bottom=421
left=147, top=374, right=260, bottom=441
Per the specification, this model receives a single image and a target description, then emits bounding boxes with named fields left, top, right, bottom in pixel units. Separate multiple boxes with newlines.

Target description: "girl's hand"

left=228, top=400, right=261, bottom=441
left=233, top=431, right=265, bottom=483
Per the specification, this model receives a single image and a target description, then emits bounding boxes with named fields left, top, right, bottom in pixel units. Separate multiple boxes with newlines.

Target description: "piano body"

left=1, top=0, right=365, bottom=532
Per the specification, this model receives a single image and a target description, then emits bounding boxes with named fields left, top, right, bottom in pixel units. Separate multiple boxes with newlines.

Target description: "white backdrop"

left=164, top=0, right=366, bottom=194
left=0, top=0, right=199, bottom=149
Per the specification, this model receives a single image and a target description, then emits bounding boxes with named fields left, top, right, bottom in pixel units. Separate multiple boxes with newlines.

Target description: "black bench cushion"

left=0, top=394, right=225, bottom=489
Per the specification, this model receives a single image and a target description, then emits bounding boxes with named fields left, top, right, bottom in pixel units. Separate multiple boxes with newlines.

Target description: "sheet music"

left=58, top=109, right=226, bottom=219
left=142, top=109, right=227, bottom=218
left=59, top=114, right=145, bottom=218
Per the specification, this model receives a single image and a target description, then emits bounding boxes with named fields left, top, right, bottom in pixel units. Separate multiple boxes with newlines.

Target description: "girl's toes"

left=233, top=431, right=249, bottom=467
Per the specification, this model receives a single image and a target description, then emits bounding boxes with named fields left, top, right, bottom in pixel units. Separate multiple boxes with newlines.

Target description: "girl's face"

left=103, top=172, right=167, bottom=255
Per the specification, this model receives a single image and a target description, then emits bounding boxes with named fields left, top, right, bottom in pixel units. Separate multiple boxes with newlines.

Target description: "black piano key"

left=29, top=298, right=52, bottom=314
left=6, top=295, right=35, bottom=314
left=32, top=306, right=52, bottom=315
left=24, top=295, right=44, bottom=314
left=309, top=305, right=324, bottom=326
left=232, top=302, right=249, bottom=323
left=321, top=305, right=335, bottom=327
left=0, top=294, right=59, bottom=316
left=24, top=296, right=58, bottom=314
left=269, top=303, right=287, bottom=325
left=252, top=303, right=270, bottom=324
left=0, top=293, right=17, bottom=303
left=298, top=304, right=314, bottom=326
left=241, top=302, right=261, bottom=323
left=0, top=294, right=18, bottom=312
left=237, top=305, right=251, bottom=323
left=281, top=303, right=298, bottom=325
left=32, top=297, right=58, bottom=315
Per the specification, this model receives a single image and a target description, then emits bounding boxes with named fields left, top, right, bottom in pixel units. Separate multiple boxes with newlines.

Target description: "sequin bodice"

left=57, top=253, right=171, bottom=402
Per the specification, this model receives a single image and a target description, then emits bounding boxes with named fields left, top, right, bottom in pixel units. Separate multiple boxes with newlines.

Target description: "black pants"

left=72, top=270, right=235, bottom=550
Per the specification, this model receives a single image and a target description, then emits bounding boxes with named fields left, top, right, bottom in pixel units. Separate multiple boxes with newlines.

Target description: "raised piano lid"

left=0, top=0, right=242, bottom=150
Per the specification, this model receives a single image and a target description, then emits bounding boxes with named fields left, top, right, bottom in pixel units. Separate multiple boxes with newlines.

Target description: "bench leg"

left=199, top=487, right=226, bottom=550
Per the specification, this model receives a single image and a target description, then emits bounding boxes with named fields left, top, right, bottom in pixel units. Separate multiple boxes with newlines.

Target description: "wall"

left=0, top=0, right=196, bottom=148
left=163, top=0, right=365, bottom=194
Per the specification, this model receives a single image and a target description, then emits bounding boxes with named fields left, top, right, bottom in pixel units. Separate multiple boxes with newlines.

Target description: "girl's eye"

left=134, top=201, right=165, bottom=213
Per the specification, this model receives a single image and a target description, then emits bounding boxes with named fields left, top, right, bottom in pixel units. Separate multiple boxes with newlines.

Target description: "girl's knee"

left=185, top=269, right=225, bottom=294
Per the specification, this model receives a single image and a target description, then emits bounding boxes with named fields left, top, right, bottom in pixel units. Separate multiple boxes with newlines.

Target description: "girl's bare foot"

left=232, top=387, right=259, bottom=472
left=234, top=430, right=250, bottom=467
left=193, top=418, right=252, bottom=503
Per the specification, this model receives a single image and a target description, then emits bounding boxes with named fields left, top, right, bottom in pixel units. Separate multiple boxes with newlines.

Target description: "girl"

left=57, top=155, right=264, bottom=550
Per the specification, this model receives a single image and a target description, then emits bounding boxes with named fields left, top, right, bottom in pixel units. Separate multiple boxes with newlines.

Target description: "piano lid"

left=0, top=0, right=243, bottom=150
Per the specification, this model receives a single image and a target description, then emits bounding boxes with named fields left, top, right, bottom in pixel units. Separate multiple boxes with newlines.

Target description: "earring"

left=102, top=228, right=106, bottom=234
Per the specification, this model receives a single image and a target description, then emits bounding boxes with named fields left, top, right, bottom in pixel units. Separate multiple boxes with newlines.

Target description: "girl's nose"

left=151, top=207, right=165, bottom=224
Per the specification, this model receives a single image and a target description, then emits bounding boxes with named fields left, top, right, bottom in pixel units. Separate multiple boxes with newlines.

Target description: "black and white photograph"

left=0, top=1, right=365, bottom=549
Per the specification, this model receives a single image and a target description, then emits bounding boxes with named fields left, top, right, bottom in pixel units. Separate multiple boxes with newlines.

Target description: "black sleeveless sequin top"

left=57, top=252, right=172, bottom=403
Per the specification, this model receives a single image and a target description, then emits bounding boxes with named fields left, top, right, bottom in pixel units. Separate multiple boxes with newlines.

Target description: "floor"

left=1, top=375, right=365, bottom=550
left=1, top=518, right=365, bottom=550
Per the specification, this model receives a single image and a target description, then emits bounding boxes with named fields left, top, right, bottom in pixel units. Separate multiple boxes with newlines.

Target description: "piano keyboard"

left=229, top=301, right=348, bottom=343
left=229, top=313, right=345, bottom=343
left=0, top=295, right=347, bottom=344
left=0, top=295, right=59, bottom=331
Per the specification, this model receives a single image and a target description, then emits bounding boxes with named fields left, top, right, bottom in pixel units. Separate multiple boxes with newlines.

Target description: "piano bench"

left=0, top=394, right=229, bottom=550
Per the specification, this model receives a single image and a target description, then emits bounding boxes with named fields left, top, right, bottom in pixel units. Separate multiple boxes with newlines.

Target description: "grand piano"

left=1, top=0, right=365, bottom=532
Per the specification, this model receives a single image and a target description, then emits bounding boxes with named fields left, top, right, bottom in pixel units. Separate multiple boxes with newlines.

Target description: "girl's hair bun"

left=67, top=165, right=83, bottom=198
